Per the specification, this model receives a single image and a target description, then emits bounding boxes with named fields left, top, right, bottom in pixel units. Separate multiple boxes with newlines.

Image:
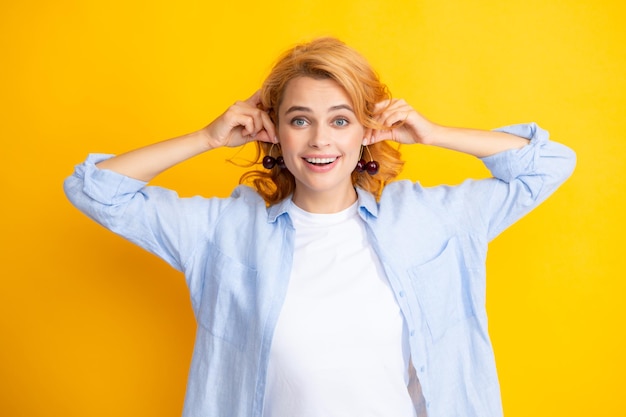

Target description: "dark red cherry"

left=356, top=159, right=366, bottom=172
left=276, top=156, right=286, bottom=169
left=262, top=155, right=276, bottom=169
left=365, top=161, right=379, bottom=175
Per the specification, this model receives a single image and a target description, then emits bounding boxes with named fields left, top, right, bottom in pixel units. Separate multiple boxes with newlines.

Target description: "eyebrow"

left=284, top=104, right=355, bottom=115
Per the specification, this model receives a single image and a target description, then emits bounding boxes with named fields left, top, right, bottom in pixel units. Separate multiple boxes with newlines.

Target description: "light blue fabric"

left=64, top=123, right=576, bottom=417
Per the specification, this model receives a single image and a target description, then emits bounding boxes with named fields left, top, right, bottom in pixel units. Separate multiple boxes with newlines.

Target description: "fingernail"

left=362, top=137, right=368, bottom=146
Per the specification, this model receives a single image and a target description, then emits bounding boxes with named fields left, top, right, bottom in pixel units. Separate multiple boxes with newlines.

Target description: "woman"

left=64, top=37, right=576, bottom=417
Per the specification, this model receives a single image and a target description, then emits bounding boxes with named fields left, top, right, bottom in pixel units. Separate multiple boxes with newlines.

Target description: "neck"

left=292, top=187, right=358, bottom=214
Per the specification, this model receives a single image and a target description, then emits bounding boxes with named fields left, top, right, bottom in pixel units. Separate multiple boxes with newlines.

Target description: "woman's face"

left=277, top=76, right=365, bottom=213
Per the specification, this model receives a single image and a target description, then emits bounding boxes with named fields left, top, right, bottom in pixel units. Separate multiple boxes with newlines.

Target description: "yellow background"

left=1, top=0, right=624, bottom=416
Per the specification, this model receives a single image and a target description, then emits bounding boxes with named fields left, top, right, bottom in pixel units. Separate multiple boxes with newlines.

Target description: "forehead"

left=279, top=76, right=352, bottom=110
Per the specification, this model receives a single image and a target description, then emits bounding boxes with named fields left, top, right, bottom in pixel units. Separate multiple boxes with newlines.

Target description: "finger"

left=367, top=100, right=395, bottom=143
left=228, top=113, right=256, bottom=138
left=374, top=99, right=410, bottom=118
left=372, top=100, right=400, bottom=125
left=245, top=90, right=263, bottom=108
left=363, top=127, right=373, bottom=145
left=230, top=94, right=261, bottom=115
left=372, top=129, right=395, bottom=144
left=377, top=101, right=413, bottom=127
left=246, top=110, right=264, bottom=137
left=259, top=111, right=277, bottom=143
left=372, top=99, right=392, bottom=113
left=247, top=113, right=277, bottom=144
left=250, top=107, right=276, bottom=139
left=380, top=109, right=412, bottom=129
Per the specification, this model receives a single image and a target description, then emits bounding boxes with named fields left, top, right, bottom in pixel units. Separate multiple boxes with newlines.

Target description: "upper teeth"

left=306, top=157, right=336, bottom=164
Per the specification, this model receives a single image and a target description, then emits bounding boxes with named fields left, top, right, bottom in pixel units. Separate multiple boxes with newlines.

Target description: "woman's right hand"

left=95, top=91, right=276, bottom=182
left=201, top=90, right=277, bottom=149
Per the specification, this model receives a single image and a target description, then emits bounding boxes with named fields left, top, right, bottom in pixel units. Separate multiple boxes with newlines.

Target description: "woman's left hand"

left=365, top=99, right=439, bottom=146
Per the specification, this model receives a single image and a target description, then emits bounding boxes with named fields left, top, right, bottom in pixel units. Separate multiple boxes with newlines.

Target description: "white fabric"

left=263, top=201, right=417, bottom=417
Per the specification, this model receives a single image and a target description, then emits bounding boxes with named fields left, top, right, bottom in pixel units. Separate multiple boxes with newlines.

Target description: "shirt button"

left=409, top=329, right=415, bottom=336
left=419, top=366, right=426, bottom=373
left=398, top=291, right=405, bottom=297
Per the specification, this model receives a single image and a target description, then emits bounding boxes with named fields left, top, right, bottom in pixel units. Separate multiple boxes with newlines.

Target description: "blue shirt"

left=64, top=123, right=576, bottom=417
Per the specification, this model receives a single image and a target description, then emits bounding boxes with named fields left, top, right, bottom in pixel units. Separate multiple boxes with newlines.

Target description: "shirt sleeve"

left=478, top=123, right=576, bottom=240
left=63, top=153, right=229, bottom=271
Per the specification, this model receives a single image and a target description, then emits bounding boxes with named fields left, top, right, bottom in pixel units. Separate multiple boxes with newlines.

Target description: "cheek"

left=277, top=136, right=301, bottom=170
left=349, top=133, right=365, bottom=157
left=278, top=135, right=296, bottom=156
left=348, top=148, right=362, bottom=166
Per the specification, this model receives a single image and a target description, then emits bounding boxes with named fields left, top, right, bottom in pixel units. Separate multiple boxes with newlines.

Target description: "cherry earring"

left=262, top=143, right=286, bottom=169
left=356, top=145, right=379, bottom=175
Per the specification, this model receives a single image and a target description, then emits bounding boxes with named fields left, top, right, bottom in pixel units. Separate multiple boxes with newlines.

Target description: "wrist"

left=419, top=123, right=445, bottom=146
left=194, top=128, right=219, bottom=151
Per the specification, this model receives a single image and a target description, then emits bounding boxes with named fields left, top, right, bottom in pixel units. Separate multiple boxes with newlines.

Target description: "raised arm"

left=64, top=91, right=276, bottom=273
left=365, top=99, right=529, bottom=157
left=96, top=91, right=276, bottom=182
left=365, top=99, right=576, bottom=241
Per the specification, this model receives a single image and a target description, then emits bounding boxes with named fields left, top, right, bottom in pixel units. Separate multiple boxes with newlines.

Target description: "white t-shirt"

left=263, top=201, right=417, bottom=417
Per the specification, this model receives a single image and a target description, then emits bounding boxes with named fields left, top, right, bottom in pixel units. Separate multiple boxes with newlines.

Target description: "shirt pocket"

left=197, top=250, right=258, bottom=350
left=408, top=236, right=476, bottom=343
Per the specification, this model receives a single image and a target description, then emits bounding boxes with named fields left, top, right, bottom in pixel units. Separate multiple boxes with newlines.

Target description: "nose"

left=308, top=125, right=331, bottom=148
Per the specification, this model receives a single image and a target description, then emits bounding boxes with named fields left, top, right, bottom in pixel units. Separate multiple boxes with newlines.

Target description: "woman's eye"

left=291, top=118, right=308, bottom=127
left=333, top=118, right=349, bottom=127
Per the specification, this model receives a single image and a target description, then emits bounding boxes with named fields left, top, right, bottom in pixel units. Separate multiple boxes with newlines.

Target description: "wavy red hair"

left=240, top=37, right=404, bottom=204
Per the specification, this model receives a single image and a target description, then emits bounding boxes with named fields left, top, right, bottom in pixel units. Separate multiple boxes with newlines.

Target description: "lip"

left=301, top=155, right=341, bottom=173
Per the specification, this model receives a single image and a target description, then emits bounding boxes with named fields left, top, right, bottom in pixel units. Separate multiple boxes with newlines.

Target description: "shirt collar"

left=355, top=187, right=379, bottom=219
left=266, top=187, right=378, bottom=224
left=267, top=196, right=293, bottom=223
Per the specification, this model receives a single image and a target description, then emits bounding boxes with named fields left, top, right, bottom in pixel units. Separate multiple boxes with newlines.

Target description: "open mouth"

left=305, top=157, right=338, bottom=166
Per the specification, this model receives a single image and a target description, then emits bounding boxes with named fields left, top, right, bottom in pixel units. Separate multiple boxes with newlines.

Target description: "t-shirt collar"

left=267, top=187, right=378, bottom=224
